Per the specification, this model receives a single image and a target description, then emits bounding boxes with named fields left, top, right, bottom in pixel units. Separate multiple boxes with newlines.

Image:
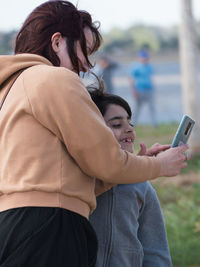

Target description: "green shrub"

left=154, top=183, right=200, bottom=266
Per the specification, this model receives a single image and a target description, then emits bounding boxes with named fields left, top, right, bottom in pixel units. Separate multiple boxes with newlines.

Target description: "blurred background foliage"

left=100, top=22, right=200, bottom=56
left=0, top=30, right=16, bottom=54
left=1, top=21, right=199, bottom=55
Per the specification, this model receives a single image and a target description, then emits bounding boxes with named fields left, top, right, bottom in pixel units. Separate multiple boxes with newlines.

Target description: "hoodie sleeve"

left=95, top=179, right=115, bottom=196
left=23, top=65, right=161, bottom=184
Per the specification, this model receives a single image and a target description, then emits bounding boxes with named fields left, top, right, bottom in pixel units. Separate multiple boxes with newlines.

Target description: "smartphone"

left=171, top=115, right=195, bottom=147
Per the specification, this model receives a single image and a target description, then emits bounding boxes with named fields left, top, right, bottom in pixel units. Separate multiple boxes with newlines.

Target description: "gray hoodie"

left=90, top=181, right=172, bottom=267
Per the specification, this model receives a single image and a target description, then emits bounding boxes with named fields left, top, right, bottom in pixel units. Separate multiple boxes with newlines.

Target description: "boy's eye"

left=112, top=124, right=121, bottom=128
left=129, top=123, right=134, bottom=128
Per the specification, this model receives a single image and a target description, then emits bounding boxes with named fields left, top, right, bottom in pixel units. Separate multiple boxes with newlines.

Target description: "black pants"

left=0, top=207, right=97, bottom=267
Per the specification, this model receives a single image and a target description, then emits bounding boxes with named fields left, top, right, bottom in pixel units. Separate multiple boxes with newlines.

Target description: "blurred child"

left=129, top=50, right=157, bottom=127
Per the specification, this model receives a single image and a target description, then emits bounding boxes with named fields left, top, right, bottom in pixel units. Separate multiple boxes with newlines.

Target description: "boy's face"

left=104, top=104, right=136, bottom=153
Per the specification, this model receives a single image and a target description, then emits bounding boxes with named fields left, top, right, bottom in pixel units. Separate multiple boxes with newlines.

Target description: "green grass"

left=154, top=183, right=200, bottom=267
left=134, top=123, right=178, bottom=153
left=135, top=123, right=200, bottom=266
left=181, top=155, right=200, bottom=174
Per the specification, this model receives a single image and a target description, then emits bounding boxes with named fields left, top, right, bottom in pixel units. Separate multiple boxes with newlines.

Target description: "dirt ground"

left=152, top=172, right=200, bottom=187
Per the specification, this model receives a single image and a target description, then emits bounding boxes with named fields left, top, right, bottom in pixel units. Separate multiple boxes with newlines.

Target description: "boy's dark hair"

left=15, top=1, right=102, bottom=74
left=88, top=75, right=132, bottom=117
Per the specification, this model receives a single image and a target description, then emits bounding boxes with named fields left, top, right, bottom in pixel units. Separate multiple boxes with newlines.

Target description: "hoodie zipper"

left=103, top=187, right=115, bottom=267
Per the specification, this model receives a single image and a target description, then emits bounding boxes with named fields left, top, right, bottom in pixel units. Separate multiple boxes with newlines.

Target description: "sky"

left=1, top=0, right=200, bottom=33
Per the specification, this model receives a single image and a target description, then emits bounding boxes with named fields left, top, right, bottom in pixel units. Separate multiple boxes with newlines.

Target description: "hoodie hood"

left=0, top=53, right=52, bottom=87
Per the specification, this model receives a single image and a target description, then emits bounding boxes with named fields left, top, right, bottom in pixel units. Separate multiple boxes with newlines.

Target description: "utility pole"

left=179, top=0, right=200, bottom=154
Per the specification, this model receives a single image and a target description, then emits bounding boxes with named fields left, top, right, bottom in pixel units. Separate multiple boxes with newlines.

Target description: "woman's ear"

left=51, top=32, right=62, bottom=53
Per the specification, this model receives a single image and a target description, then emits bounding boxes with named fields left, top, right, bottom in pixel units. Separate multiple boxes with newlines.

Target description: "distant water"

left=101, top=62, right=200, bottom=125
left=83, top=61, right=200, bottom=125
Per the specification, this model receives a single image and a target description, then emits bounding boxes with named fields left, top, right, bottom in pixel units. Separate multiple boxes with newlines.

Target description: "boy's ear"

left=51, top=32, right=62, bottom=53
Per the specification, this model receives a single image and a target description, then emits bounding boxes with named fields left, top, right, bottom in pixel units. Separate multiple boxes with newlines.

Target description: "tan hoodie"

left=0, top=54, right=161, bottom=218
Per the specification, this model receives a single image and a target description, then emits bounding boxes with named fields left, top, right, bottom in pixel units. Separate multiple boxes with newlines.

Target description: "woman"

left=0, top=1, right=188, bottom=266
left=89, top=88, right=172, bottom=266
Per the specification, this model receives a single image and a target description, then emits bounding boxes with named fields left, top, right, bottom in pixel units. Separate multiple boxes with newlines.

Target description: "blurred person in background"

left=129, top=50, right=157, bottom=127
left=94, top=54, right=118, bottom=94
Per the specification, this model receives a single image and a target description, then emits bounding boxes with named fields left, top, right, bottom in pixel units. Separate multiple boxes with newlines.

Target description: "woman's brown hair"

left=15, top=0, right=102, bottom=74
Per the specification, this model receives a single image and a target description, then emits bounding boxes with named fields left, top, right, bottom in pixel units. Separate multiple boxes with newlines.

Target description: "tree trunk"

left=179, top=0, right=200, bottom=154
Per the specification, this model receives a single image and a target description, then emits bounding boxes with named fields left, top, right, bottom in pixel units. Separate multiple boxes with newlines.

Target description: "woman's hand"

left=138, top=142, right=170, bottom=156
left=156, top=144, right=190, bottom=177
